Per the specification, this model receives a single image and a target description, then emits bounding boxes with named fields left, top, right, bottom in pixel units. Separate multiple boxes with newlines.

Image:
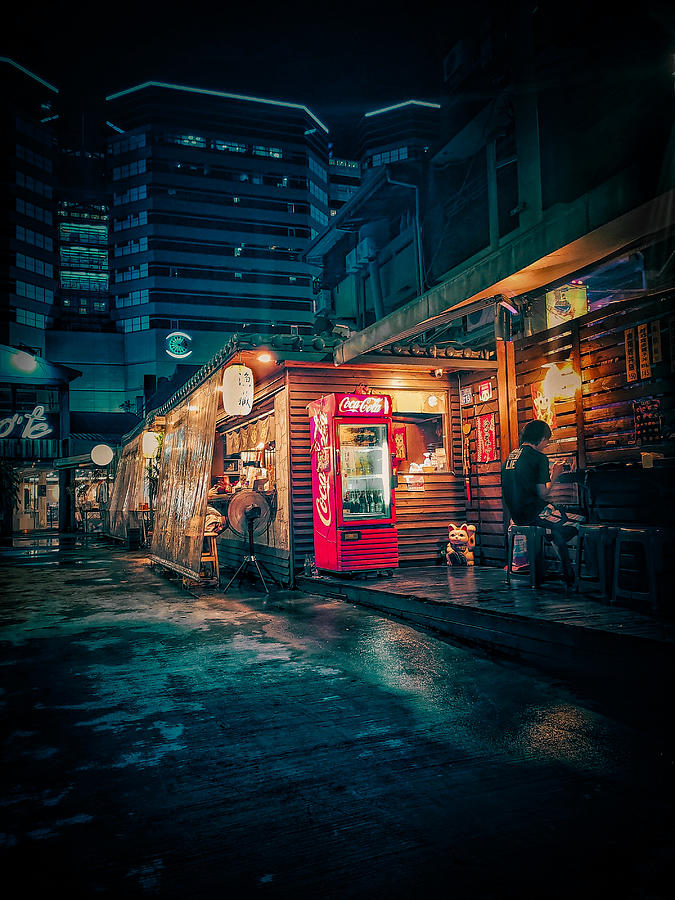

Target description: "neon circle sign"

left=165, top=331, right=193, bottom=359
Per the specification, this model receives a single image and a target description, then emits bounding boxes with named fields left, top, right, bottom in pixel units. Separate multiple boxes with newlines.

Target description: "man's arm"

left=536, top=460, right=565, bottom=500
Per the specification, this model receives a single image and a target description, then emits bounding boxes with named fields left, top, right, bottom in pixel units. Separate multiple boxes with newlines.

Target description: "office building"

left=358, top=100, right=441, bottom=171
left=1, top=57, right=59, bottom=358
left=104, top=82, right=331, bottom=411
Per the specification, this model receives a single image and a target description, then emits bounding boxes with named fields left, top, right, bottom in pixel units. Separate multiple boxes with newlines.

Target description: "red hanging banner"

left=477, top=413, right=497, bottom=463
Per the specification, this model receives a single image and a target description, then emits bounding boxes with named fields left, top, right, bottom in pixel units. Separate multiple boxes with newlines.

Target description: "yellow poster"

left=637, top=322, right=651, bottom=379
left=545, top=284, right=588, bottom=329
left=624, top=328, right=638, bottom=383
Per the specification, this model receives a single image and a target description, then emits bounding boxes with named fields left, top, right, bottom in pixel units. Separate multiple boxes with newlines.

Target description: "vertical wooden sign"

left=637, top=323, right=651, bottom=379
left=650, top=320, right=662, bottom=364
left=669, top=317, right=675, bottom=372
left=624, top=328, right=638, bottom=382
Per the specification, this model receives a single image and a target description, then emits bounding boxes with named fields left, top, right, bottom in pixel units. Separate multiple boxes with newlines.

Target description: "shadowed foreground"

left=1, top=542, right=673, bottom=898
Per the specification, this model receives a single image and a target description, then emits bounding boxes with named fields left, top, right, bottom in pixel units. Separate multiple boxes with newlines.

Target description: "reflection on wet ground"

left=0, top=540, right=673, bottom=898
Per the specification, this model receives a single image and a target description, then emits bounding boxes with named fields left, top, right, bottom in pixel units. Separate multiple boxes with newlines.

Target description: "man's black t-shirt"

left=501, top=444, right=550, bottom=524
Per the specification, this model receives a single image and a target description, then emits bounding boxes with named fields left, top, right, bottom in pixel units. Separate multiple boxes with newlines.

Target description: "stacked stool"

left=574, top=524, right=614, bottom=600
left=505, top=524, right=546, bottom=588
left=611, top=527, right=664, bottom=612
left=200, top=533, right=220, bottom=585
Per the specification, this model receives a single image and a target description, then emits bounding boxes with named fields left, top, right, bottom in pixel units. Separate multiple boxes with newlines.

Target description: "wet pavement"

left=1, top=535, right=674, bottom=898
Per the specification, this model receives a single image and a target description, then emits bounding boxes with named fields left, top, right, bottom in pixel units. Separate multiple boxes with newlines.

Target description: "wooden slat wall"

left=455, top=371, right=507, bottom=567
left=514, top=290, right=675, bottom=523
left=396, top=473, right=466, bottom=564
left=216, top=538, right=290, bottom=586
left=287, top=364, right=467, bottom=572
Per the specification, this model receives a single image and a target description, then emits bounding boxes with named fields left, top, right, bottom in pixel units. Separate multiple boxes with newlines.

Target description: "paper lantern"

left=141, top=431, right=161, bottom=459
left=91, top=444, right=114, bottom=466
left=222, top=365, right=254, bottom=416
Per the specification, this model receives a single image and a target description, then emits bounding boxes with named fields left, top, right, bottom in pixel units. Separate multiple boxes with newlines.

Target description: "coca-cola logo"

left=338, top=395, right=389, bottom=415
left=312, top=409, right=332, bottom=528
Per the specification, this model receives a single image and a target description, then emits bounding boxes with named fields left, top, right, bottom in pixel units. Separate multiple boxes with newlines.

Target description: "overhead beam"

left=333, top=183, right=675, bottom=365
left=347, top=355, right=497, bottom=370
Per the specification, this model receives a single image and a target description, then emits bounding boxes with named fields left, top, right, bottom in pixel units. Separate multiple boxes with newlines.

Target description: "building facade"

left=1, top=57, right=59, bottom=359
left=104, top=82, right=331, bottom=412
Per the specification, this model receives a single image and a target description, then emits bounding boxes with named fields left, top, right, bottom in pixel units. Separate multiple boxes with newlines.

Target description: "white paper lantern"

left=141, top=431, right=161, bottom=459
left=222, top=365, right=254, bottom=416
left=91, top=443, right=114, bottom=466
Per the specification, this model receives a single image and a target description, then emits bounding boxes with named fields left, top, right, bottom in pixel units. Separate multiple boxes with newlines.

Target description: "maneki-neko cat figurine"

left=446, top=522, right=477, bottom=566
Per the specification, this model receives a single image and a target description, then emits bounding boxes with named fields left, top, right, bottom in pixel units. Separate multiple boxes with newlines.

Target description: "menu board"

left=633, top=398, right=662, bottom=445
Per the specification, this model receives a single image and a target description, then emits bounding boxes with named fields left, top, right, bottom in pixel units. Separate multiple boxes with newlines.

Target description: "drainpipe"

left=385, top=170, right=424, bottom=296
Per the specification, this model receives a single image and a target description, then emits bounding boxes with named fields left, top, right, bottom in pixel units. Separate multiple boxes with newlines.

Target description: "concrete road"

left=1, top=545, right=673, bottom=898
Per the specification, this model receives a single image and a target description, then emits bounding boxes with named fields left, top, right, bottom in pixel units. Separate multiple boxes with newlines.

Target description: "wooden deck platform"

left=296, top=565, right=675, bottom=701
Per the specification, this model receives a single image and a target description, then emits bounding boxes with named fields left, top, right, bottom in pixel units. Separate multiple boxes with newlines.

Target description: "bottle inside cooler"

left=339, top=423, right=391, bottom=520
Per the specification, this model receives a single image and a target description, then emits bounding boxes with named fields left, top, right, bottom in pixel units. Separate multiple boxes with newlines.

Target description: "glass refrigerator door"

left=338, top=422, right=392, bottom=521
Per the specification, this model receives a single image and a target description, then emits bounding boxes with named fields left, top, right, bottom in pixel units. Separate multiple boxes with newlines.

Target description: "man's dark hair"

left=520, top=419, right=552, bottom=446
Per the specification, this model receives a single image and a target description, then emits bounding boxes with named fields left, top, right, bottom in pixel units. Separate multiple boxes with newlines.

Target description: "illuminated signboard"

left=165, top=331, right=193, bottom=359
left=0, top=405, right=55, bottom=440
left=336, top=394, right=391, bottom=416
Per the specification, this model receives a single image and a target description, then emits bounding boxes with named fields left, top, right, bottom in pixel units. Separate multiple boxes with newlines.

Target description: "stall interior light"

left=142, top=431, right=161, bottom=459
left=541, top=362, right=581, bottom=400
left=257, top=351, right=273, bottom=363
left=427, top=395, right=439, bottom=408
left=256, top=442, right=265, bottom=450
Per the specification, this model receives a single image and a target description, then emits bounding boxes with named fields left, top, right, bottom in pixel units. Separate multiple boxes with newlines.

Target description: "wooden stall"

left=213, top=360, right=474, bottom=584
left=129, top=344, right=499, bottom=586
left=512, top=289, right=675, bottom=524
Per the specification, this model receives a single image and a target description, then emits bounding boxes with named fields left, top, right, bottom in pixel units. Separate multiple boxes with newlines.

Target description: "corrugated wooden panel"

left=287, top=365, right=467, bottom=572
left=217, top=536, right=290, bottom=585
left=514, top=290, right=675, bottom=524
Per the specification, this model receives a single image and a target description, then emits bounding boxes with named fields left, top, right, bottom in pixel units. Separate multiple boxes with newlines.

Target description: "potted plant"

left=0, top=460, right=22, bottom=542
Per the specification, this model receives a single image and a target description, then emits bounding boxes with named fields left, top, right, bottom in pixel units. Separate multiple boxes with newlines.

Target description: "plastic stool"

left=200, top=533, right=220, bottom=584
left=505, top=524, right=546, bottom=588
left=575, top=524, right=613, bottom=600
left=612, top=527, right=663, bottom=611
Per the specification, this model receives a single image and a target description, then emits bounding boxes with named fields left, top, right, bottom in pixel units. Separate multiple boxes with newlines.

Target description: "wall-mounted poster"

left=545, top=284, right=588, bottom=329
left=477, top=413, right=497, bottom=463
left=403, top=474, right=425, bottom=491
left=637, top=323, right=652, bottom=380
left=531, top=382, right=556, bottom=429
left=460, top=386, right=473, bottom=406
left=392, top=425, right=407, bottom=461
left=625, top=328, right=639, bottom=382
left=478, top=380, right=493, bottom=402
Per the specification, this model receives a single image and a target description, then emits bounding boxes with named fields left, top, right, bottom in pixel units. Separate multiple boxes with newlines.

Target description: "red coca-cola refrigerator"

left=308, top=392, right=399, bottom=573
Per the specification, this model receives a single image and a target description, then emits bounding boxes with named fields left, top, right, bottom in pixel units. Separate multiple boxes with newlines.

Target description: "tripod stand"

left=223, top=505, right=278, bottom=595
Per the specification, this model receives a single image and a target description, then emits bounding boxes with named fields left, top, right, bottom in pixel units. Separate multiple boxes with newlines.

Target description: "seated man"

left=501, top=419, right=582, bottom=587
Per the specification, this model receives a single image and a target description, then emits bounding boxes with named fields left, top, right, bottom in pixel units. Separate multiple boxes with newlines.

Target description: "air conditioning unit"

left=315, top=290, right=331, bottom=313
left=345, top=249, right=359, bottom=274
left=356, top=237, right=376, bottom=266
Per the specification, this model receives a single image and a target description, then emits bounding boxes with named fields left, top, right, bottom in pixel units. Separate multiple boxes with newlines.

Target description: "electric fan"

left=222, top=490, right=278, bottom=594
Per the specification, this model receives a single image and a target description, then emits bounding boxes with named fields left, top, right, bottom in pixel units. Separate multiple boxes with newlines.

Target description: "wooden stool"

left=612, top=527, right=663, bottom=611
left=575, top=524, right=613, bottom=600
left=200, top=533, right=220, bottom=584
left=505, top=524, right=546, bottom=588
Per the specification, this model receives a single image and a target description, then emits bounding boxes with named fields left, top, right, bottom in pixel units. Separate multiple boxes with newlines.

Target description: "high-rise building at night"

left=358, top=100, right=441, bottom=171
left=328, top=157, right=361, bottom=216
left=103, top=82, right=331, bottom=410
left=1, top=57, right=59, bottom=358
